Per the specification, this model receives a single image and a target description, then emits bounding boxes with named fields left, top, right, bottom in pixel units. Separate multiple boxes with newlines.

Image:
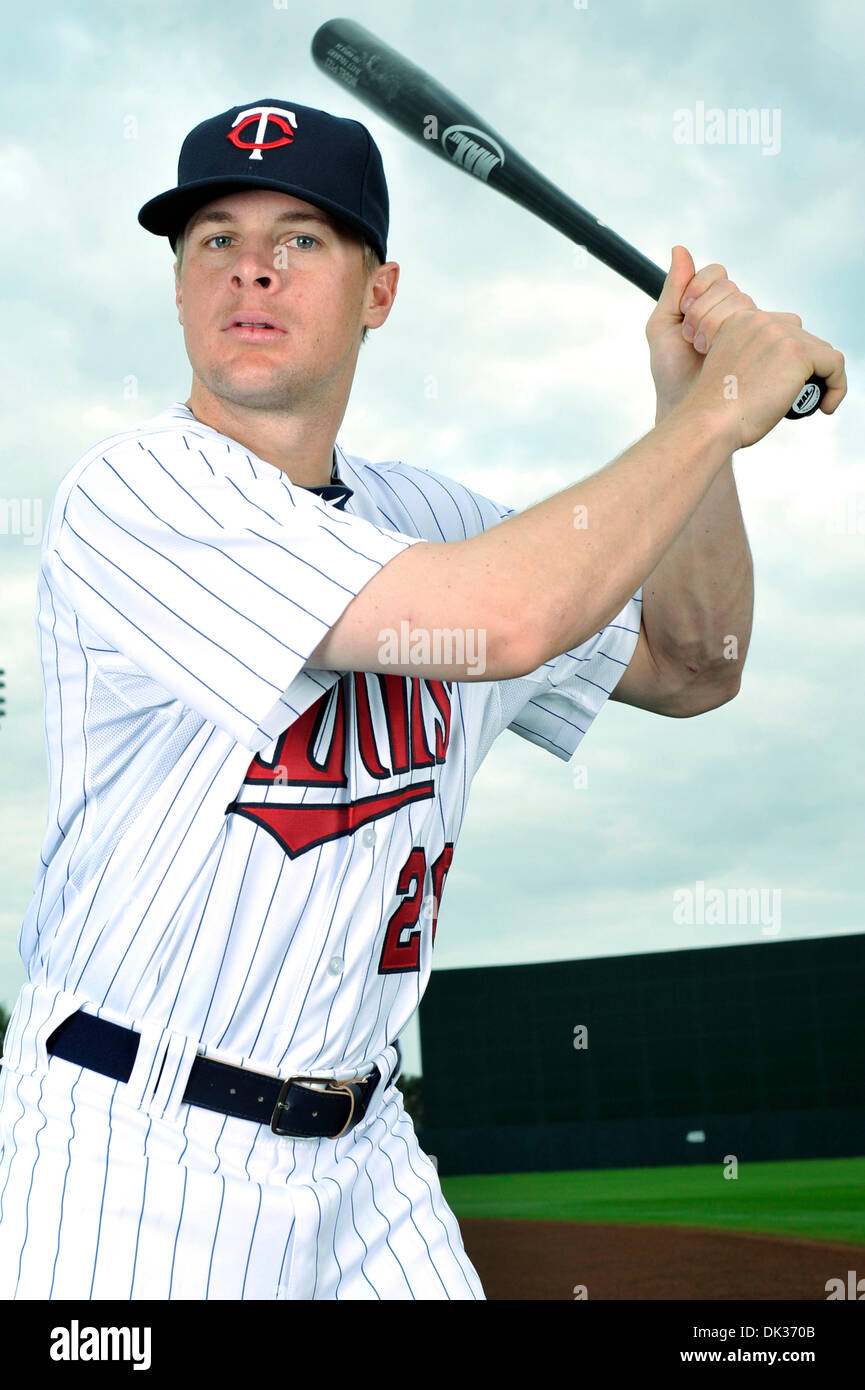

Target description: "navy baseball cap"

left=138, top=99, right=388, bottom=262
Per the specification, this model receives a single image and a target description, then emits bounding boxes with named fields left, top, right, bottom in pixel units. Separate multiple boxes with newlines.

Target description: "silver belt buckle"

left=270, top=1073, right=367, bottom=1139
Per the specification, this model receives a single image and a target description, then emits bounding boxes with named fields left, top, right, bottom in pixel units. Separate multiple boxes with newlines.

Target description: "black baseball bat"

left=311, top=17, right=824, bottom=421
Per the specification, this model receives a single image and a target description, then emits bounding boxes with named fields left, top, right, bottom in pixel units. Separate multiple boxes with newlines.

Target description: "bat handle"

left=785, top=373, right=825, bottom=420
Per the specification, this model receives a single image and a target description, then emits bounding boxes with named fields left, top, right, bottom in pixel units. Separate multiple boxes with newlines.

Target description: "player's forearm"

left=471, top=402, right=737, bottom=671
left=639, top=455, right=754, bottom=698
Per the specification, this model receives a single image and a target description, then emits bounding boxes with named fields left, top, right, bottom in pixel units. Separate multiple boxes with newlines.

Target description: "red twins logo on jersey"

left=226, top=104, right=297, bottom=161
left=226, top=672, right=452, bottom=858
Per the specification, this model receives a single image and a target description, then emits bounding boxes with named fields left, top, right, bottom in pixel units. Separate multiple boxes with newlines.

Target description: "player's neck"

left=183, top=385, right=342, bottom=488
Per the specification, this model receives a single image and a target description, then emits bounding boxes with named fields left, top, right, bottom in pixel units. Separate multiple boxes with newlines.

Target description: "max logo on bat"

left=439, top=124, right=505, bottom=181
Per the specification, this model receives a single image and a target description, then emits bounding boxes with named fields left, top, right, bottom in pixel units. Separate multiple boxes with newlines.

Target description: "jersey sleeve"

left=47, top=438, right=425, bottom=753
left=492, top=591, right=642, bottom=760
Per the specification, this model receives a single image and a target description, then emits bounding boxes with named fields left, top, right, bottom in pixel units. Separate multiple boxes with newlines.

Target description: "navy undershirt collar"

left=304, top=452, right=354, bottom=510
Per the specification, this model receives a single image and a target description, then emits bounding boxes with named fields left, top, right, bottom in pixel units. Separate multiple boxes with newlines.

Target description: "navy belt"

left=45, top=1010, right=390, bottom=1140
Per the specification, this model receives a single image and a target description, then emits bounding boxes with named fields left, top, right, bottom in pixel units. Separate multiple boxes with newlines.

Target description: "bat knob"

left=785, top=374, right=825, bottom=420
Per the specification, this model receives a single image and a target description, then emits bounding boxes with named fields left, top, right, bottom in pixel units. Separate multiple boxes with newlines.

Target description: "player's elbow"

left=666, top=671, right=742, bottom=717
left=487, top=627, right=545, bottom=681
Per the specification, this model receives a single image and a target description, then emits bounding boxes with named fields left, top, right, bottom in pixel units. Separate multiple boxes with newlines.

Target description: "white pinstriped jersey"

left=14, top=402, right=642, bottom=1082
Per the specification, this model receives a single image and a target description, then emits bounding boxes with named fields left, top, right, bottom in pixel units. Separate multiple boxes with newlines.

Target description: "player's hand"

left=646, top=246, right=759, bottom=418
left=649, top=245, right=846, bottom=450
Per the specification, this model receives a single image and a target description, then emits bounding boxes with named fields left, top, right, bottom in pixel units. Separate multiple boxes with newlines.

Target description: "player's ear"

left=364, top=260, right=399, bottom=332
left=175, top=267, right=183, bottom=324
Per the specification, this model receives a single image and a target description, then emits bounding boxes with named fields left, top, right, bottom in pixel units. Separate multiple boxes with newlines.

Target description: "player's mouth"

left=222, top=315, right=287, bottom=343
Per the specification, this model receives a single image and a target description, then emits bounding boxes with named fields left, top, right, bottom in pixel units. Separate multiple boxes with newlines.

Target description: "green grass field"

left=441, top=1156, right=865, bottom=1245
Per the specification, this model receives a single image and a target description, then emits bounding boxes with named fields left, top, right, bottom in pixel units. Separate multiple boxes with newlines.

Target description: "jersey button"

left=328, top=956, right=344, bottom=975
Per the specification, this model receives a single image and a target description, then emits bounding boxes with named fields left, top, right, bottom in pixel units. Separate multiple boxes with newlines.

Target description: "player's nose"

left=230, top=266, right=277, bottom=289
left=228, top=238, right=283, bottom=287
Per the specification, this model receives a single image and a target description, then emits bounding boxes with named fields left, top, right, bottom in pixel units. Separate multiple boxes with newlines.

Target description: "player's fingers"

left=681, top=278, right=752, bottom=335
left=771, top=324, right=846, bottom=413
left=688, top=288, right=757, bottom=351
left=807, top=338, right=847, bottom=413
left=646, top=245, right=696, bottom=334
left=679, top=262, right=729, bottom=315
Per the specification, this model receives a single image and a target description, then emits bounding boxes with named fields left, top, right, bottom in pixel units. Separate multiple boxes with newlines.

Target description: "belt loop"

left=351, top=1042, right=400, bottom=1131
left=149, top=1030, right=201, bottom=1124
left=117, top=1017, right=175, bottom=1112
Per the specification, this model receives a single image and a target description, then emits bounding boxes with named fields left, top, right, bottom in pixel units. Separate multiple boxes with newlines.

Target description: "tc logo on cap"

left=226, top=105, right=298, bottom=161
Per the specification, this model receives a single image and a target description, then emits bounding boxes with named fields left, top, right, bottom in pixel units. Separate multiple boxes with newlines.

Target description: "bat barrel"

left=312, top=19, right=490, bottom=135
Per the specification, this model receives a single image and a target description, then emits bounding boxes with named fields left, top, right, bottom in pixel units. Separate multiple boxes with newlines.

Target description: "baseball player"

left=0, top=100, right=845, bottom=1301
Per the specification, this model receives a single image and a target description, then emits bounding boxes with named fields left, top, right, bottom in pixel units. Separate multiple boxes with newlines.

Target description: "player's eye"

left=206, top=234, right=234, bottom=249
left=286, top=234, right=318, bottom=250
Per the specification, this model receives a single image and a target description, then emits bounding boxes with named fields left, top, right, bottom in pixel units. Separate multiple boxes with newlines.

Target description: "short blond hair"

left=173, top=227, right=381, bottom=345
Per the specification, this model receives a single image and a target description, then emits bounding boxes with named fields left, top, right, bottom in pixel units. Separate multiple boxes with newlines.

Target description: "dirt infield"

left=458, top=1219, right=865, bottom=1300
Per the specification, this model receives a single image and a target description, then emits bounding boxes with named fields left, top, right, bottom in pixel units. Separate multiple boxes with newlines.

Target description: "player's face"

left=175, top=189, right=394, bottom=413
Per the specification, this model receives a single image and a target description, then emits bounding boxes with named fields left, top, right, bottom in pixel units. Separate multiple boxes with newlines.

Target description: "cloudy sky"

left=2, top=0, right=862, bottom=1074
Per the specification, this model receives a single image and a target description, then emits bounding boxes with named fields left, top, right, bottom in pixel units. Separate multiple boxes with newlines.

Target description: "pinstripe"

left=210, top=1114, right=229, bottom=1175
left=240, top=1184, right=264, bottom=1298
left=513, top=706, right=588, bottom=739
left=48, top=1070, right=80, bottom=1298
left=204, top=1173, right=226, bottom=1298
left=129, top=1139, right=152, bottom=1298
left=311, top=1153, right=345, bottom=1297
left=15, top=1072, right=49, bottom=1296
left=275, top=1211, right=296, bottom=1295
left=167, top=1163, right=189, bottom=1299
left=0, top=1069, right=27, bottom=1227
left=309, top=1184, right=323, bottom=1300
left=204, top=837, right=295, bottom=1050
left=240, top=1131, right=265, bottom=1298
left=55, top=615, right=93, bottom=955
left=167, top=1120, right=192, bottom=1298
left=47, top=583, right=66, bottom=852
left=243, top=859, right=312, bottom=1058
left=172, top=852, right=262, bottom=1045
left=340, top=1155, right=380, bottom=1299
left=88, top=1080, right=119, bottom=1297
